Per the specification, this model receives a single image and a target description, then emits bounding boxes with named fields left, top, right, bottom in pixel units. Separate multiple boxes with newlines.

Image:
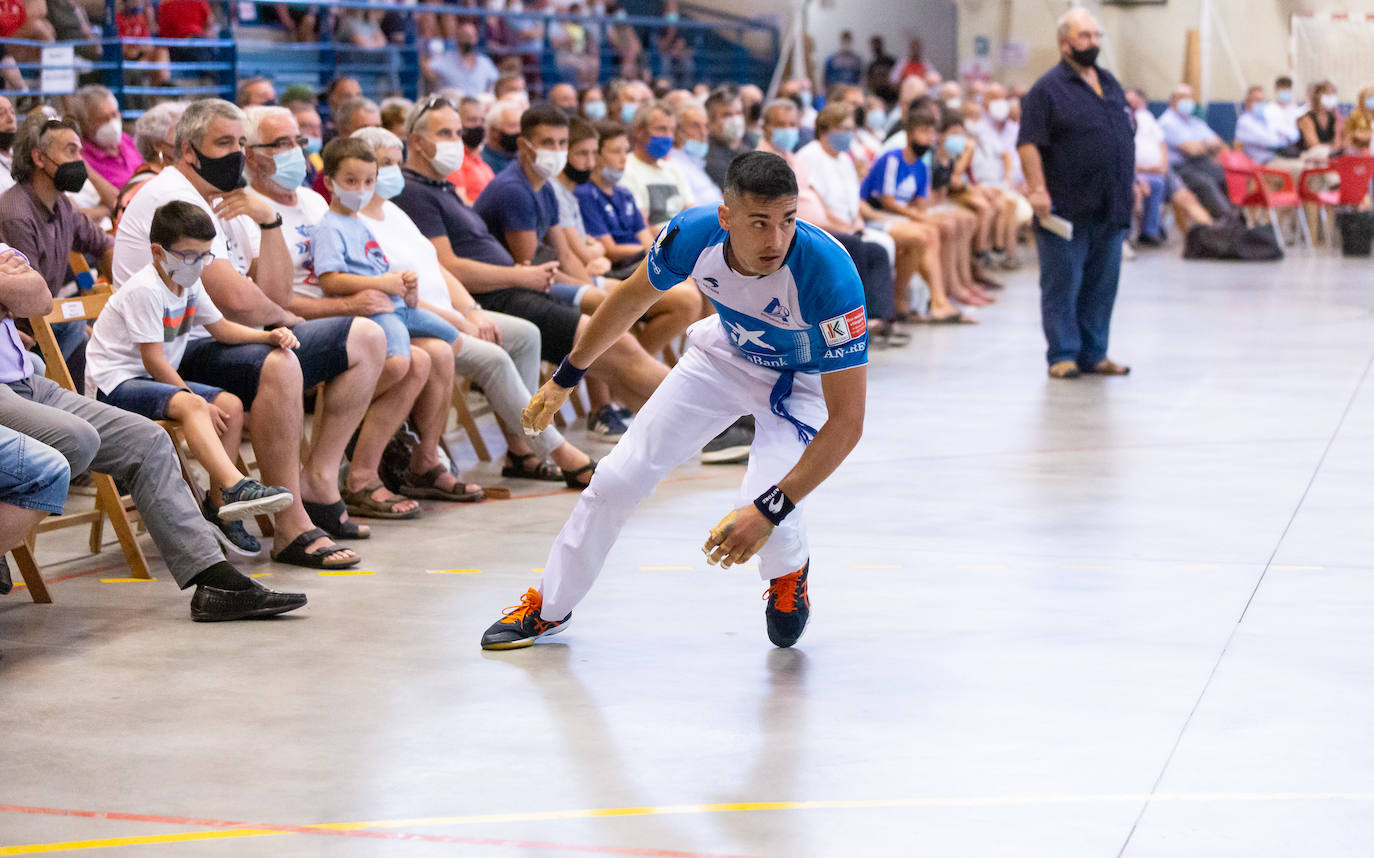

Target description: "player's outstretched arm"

left=703, top=365, right=867, bottom=567
left=522, top=258, right=666, bottom=434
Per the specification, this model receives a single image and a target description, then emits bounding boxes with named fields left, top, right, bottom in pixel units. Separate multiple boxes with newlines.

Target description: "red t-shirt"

left=117, top=12, right=149, bottom=38
left=157, top=0, right=212, bottom=38
left=0, top=0, right=28, bottom=38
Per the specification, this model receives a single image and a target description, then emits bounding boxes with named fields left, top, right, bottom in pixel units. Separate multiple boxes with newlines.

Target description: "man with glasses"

left=113, top=99, right=364, bottom=570
left=0, top=115, right=114, bottom=387
left=1017, top=8, right=1134, bottom=380
left=393, top=96, right=669, bottom=416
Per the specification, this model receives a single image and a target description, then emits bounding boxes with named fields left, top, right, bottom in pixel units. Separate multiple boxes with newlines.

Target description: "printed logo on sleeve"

left=820, top=307, right=866, bottom=346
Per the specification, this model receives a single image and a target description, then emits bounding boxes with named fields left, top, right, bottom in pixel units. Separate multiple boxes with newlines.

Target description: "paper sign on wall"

left=40, top=45, right=75, bottom=95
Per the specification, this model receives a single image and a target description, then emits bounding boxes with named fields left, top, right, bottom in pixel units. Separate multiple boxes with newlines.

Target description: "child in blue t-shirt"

left=575, top=123, right=654, bottom=279
left=312, top=138, right=459, bottom=357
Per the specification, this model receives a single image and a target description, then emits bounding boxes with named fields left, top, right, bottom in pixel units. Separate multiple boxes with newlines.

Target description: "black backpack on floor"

left=1182, top=219, right=1284, bottom=261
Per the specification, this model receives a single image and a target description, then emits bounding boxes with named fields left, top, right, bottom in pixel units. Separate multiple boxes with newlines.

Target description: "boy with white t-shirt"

left=86, top=201, right=299, bottom=552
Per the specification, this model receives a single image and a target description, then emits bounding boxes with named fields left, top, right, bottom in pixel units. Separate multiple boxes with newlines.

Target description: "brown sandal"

left=342, top=480, right=423, bottom=519
left=401, top=465, right=486, bottom=503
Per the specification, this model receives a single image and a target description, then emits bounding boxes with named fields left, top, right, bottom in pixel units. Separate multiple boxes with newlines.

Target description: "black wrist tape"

left=753, top=485, right=795, bottom=526
left=551, top=357, right=587, bottom=388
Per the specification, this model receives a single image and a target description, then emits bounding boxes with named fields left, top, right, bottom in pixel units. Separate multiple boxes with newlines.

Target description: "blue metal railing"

left=0, top=0, right=777, bottom=117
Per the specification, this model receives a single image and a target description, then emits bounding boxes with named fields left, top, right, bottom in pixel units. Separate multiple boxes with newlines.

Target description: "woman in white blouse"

left=351, top=127, right=597, bottom=489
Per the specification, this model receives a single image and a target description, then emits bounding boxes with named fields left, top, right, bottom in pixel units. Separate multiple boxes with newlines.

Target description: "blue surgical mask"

left=1250, top=102, right=1267, bottom=117
left=304, top=136, right=323, bottom=155
left=1363, top=96, right=1374, bottom=112
left=866, top=108, right=886, bottom=131
left=376, top=164, right=405, bottom=199
left=827, top=130, right=853, bottom=152
left=335, top=187, right=374, bottom=212
left=770, top=127, right=799, bottom=152
left=943, top=134, right=966, bottom=155
left=584, top=100, right=607, bottom=121
left=645, top=134, right=674, bottom=159
left=1176, top=98, right=1196, bottom=116
left=621, top=102, right=638, bottom=123
left=271, top=146, right=307, bottom=190
left=797, top=91, right=813, bottom=110
left=682, top=137, right=709, bottom=159
left=600, top=166, right=624, bottom=183
left=663, top=11, right=678, bottom=22
left=1276, top=89, right=1293, bottom=105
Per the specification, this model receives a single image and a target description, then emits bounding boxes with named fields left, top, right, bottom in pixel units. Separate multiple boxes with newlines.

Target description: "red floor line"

left=0, top=804, right=760, bottom=858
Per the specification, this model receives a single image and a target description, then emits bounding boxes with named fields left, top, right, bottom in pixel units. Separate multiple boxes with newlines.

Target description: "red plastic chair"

left=1330, top=153, right=1374, bottom=207
left=1220, top=150, right=1309, bottom=246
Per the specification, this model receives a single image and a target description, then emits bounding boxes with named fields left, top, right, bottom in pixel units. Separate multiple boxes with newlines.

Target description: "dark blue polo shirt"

left=392, top=167, right=514, bottom=267
left=1017, top=59, right=1135, bottom=228
left=473, top=161, right=560, bottom=251
left=575, top=181, right=646, bottom=245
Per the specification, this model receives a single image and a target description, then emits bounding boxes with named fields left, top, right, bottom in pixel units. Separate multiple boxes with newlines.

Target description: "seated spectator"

left=115, top=101, right=188, bottom=223
left=0, top=114, right=115, bottom=382
left=494, top=73, right=530, bottom=107
left=322, top=76, right=363, bottom=142
left=313, top=97, right=381, bottom=200
left=623, top=101, right=694, bottom=230
left=71, top=84, right=141, bottom=199
left=392, top=96, right=668, bottom=418
left=351, top=125, right=598, bottom=488
left=1157, top=84, right=1231, bottom=219
left=115, top=98, right=372, bottom=567
left=853, top=94, right=889, bottom=170
left=423, top=21, right=499, bottom=96
left=859, top=110, right=968, bottom=323
left=577, top=120, right=653, bottom=275
left=0, top=95, right=15, bottom=196
left=579, top=86, right=607, bottom=121
left=779, top=77, right=818, bottom=134
left=281, top=83, right=318, bottom=114
left=1346, top=110, right=1373, bottom=155
left=1264, top=75, right=1305, bottom=145
left=115, top=0, right=170, bottom=85
left=1124, top=88, right=1210, bottom=245
left=607, top=78, right=652, bottom=126
left=1298, top=80, right=1343, bottom=152
left=0, top=423, right=69, bottom=597
left=1235, top=85, right=1291, bottom=165
left=380, top=97, right=412, bottom=139
left=550, top=117, right=615, bottom=281
left=447, top=95, right=495, bottom=204
left=236, top=76, right=277, bottom=108
left=666, top=101, right=722, bottom=205
left=157, top=0, right=213, bottom=65
left=739, top=84, right=765, bottom=146
left=925, top=116, right=997, bottom=305
left=0, top=239, right=309, bottom=618
left=87, top=201, right=298, bottom=549
left=704, top=86, right=751, bottom=189
left=824, top=30, right=864, bottom=89
left=335, top=8, right=386, bottom=49
left=481, top=98, right=522, bottom=175
left=548, top=83, right=579, bottom=114
left=313, top=137, right=482, bottom=507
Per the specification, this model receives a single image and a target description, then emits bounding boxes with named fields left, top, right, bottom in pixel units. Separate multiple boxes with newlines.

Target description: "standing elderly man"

left=1018, top=8, right=1134, bottom=380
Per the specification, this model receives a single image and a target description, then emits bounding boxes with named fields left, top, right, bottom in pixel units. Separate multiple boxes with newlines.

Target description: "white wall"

left=955, top=0, right=1374, bottom=103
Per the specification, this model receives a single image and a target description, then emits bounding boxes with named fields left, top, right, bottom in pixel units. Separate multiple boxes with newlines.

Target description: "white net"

left=1291, top=13, right=1374, bottom=101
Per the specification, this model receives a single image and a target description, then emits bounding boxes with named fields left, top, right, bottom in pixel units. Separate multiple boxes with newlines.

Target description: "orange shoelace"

left=766, top=570, right=807, bottom=613
left=500, top=588, right=543, bottom=625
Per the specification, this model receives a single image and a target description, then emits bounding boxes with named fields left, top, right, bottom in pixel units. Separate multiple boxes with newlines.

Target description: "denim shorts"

left=0, top=423, right=71, bottom=514
left=179, top=317, right=354, bottom=408
left=97, top=378, right=226, bottom=421
left=370, top=306, right=459, bottom=358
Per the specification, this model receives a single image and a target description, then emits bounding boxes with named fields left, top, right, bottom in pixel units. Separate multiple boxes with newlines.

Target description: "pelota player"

left=481, top=152, right=869, bottom=650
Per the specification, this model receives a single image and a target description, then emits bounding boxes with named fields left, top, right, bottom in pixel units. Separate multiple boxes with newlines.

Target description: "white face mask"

left=159, top=251, right=206, bottom=289
left=987, top=99, right=1010, bottom=121
left=94, top=117, right=122, bottom=149
left=335, top=187, right=374, bottom=212
left=1322, top=93, right=1339, bottom=110
left=533, top=147, right=567, bottom=179
left=429, top=139, right=465, bottom=175
left=721, top=114, right=745, bottom=143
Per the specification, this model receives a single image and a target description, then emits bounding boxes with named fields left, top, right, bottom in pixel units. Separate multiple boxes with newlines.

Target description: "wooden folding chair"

left=451, top=377, right=492, bottom=462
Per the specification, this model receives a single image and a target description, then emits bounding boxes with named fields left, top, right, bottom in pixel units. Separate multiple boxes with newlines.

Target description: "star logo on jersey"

left=726, top=320, right=775, bottom=351
left=762, top=297, right=791, bottom=324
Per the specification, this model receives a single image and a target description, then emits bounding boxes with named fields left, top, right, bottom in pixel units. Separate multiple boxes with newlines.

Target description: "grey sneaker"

left=701, top=416, right=754, bottom=464
left=217, top=478, right=293, bottom=522
left=587, top=405, right=629, bottom=439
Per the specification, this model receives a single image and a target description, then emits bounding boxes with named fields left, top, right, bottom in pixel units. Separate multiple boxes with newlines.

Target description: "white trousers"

left=538, top=320, right=827, bottom=620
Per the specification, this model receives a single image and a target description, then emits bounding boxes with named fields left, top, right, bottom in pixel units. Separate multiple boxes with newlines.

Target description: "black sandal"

left=502, top=452, right=564, bottom=482
left=563, top=460, right=597, bottom=490
left=303, top=499, right=370, bottom=540
left=271, top=527, right=360, bottom=570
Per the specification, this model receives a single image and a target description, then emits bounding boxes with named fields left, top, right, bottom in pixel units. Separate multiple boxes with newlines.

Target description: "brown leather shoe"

left=1048, top=360, right=1081, bottom=379
left=1085, top=359, right=1131, bottom=376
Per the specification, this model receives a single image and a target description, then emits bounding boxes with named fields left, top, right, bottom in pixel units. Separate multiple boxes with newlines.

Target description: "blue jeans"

left=0, top=423, right=71, bottom=514
left=97, top=378, right=227, bottom=421
left=1035, top=219, right=1126, bottom=368
left=1139, top=172, right=1166, bottom=239
left=369, top=306, right=460, bottom=358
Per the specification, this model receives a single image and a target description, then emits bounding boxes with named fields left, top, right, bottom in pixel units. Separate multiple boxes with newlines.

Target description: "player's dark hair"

left=724, top=151, right=797, bottom=201
left=150, top=200, right=216, bottom=247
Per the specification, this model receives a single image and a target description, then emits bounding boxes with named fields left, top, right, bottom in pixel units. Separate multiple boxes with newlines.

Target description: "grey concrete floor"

left=4, top=249, right=1374, bottom=857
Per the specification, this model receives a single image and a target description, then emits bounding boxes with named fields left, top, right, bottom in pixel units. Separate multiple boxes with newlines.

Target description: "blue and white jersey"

left=645, top=206, right=869, bottom=376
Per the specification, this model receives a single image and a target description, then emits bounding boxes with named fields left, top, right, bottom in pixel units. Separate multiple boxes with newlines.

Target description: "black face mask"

left=461, top=126, right=485, bottom=149
left=0, top=130, right=13, bottom=151
left=746, top=102, right=763, bottom=124
left=498, top=131, right=520, bottom=153
left=50, top=158, right=88, bottom=193
left=909, top=142, right=931, bottom=158
left=563, top=162, right=592, bottom=185
left=1068, top=45, right=1100, bottom=68
left=190, top=143, right=246, bottom=192
left=458, top=42, right=475, bottom=54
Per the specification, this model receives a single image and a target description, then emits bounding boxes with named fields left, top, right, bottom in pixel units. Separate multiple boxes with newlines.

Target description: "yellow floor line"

left=7, top=793, right=1374, bottom=855
left=428, top=569, right=481, bottom=574
left=317, top=571, right=375, bottom=577
left=98, top=578, right=156, bottom=584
